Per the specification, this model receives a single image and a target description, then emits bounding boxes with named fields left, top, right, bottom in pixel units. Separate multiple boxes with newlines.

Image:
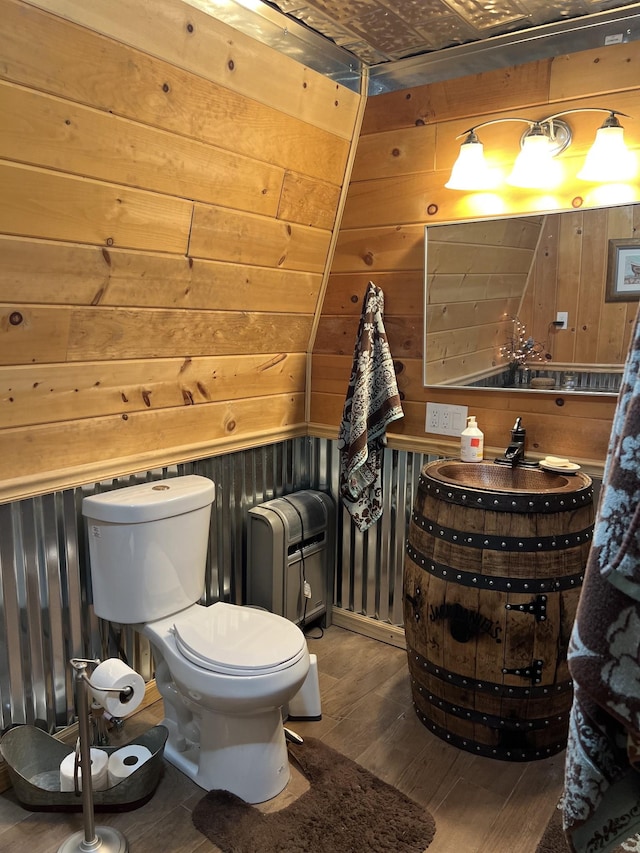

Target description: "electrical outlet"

left=426, top=403, right=468, bottom=436
left=426, top=403, right=440, bottom=431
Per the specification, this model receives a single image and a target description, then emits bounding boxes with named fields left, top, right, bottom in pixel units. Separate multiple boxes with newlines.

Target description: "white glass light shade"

left=507, top=133, right=562, bottom=189
left=445, top=138, right=500, bottom=191
left=577, top=124, right=637, bottom=182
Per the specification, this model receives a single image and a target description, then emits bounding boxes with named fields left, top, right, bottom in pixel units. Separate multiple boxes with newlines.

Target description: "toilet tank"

left=82, top=475, right=215, bottom=624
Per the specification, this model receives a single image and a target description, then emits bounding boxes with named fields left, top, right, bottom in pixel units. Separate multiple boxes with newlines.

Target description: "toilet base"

left=160, top=706, right=291, bottom=804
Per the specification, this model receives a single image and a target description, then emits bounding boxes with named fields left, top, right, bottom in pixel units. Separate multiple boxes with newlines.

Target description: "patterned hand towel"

left=563, top=305, right=640, bottom=853
left=337, top=282, right=403, bottom=532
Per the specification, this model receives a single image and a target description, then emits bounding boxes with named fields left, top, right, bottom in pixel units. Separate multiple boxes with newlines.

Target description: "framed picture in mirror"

left=606, top=239, right=640, bottom=302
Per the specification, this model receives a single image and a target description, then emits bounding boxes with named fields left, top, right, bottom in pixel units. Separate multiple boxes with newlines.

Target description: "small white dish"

left=539, top=461, right=581, bottom=474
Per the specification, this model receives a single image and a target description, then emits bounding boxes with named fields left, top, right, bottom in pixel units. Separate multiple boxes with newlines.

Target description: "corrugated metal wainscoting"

left=0, top=437, right=429, bottom=733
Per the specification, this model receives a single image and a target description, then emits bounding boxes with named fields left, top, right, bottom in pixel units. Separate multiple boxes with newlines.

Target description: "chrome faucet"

left=495, top=417, right=537, bottom=467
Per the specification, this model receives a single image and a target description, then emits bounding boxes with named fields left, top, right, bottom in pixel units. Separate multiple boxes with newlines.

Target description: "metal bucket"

left=0, top=724, right=167, bottom=810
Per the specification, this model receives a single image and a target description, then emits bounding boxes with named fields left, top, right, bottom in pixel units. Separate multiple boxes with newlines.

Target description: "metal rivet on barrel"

left=501, top=541, right=507, bottom=548
left=494, top=499, right=499, bottom=505
left=518, top=542, right=524, bottom=547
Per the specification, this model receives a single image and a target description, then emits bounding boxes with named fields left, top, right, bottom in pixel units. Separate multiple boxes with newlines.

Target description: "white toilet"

left=82, top=474, right=310, bottom=803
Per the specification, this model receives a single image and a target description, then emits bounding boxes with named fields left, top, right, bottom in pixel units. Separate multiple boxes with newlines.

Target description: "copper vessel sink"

left=426, top=460, right=590, bottom=495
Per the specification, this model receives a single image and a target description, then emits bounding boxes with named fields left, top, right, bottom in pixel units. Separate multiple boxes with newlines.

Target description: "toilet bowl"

left=82, top=475, right=311, bottom=803
left=143, top=601, right=309, bottom=802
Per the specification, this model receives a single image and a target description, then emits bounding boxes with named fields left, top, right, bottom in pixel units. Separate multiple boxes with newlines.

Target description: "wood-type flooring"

left=0, top=625, right=564, bottom=852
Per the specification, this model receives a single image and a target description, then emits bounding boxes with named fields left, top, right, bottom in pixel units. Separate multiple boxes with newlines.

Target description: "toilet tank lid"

left=82, top=475, right=215, bottom=523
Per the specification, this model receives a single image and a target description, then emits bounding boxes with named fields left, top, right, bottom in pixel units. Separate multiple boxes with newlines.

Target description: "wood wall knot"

left=363, top=251, right=374, bottom=266
left=9, top=312, right=23, bottom=326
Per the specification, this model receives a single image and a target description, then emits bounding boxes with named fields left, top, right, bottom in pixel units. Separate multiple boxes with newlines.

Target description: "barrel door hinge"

left=405, top=587, right=422, bottom=622
left=505, top=594, right=547, bottom=622
left=502, top=659, right=544, bottom=685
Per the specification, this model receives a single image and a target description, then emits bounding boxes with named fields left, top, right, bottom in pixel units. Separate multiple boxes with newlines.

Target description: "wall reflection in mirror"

left=423, top=204, right=640, bottom=396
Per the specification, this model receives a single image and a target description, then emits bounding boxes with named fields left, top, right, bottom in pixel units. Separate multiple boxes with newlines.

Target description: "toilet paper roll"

left=107, top=744, right=153, bottom=787
left=60, top=748, right=109, bottom=792
left=89, top=658, right=145, bottom=717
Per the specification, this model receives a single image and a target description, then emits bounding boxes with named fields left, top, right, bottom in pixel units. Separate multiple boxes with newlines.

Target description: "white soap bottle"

left=460, top=416, right=484, bottom=463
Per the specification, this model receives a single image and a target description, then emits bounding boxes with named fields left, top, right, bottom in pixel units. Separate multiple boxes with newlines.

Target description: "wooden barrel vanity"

left=403, top=459, right=594, bottom=761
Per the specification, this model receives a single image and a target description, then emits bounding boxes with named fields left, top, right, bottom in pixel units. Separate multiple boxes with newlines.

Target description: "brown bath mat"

left=536, top=805, right=630, bottom=853
left=192, top=736, right=436, bottom=853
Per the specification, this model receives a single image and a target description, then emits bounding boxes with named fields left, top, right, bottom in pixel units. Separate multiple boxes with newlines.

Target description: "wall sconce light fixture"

left=445, top=109, right=637, bottom=191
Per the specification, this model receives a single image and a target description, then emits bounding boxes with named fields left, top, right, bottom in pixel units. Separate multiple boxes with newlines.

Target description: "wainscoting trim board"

left=331, top=608, right=407, bottom=650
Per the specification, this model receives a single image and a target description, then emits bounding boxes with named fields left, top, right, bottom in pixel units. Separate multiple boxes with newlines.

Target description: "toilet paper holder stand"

left=58, top=657, right=143, bottom=853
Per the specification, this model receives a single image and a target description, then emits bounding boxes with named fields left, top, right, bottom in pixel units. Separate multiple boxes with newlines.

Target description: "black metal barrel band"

left=409, top=649, right=573, bottom=699
left=411, top=677, right=570, bottom=732
left=412, top=705, right=567, bottom=762
left=419, top=473, right=593, bottom=514
left=411, top=512, right=593, bottom=553
left=405, top=542, right=584, bottom=593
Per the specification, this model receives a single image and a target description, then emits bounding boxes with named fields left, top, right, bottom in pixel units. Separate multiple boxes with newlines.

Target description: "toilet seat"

left=171, top=602, right=307, bottom=676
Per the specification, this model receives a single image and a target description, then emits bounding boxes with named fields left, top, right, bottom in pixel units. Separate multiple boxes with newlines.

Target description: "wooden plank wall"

left=425, top=217, right=543, bottom=385
left=0, top=0, right=362, bottom=502
left=312, top=41, right=640, bottom=466
left=520, top=205, right=640, bottom=366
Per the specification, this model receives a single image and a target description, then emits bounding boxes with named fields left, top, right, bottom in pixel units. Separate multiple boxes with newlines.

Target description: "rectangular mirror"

left=423, top=204, right=640, bottom=395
